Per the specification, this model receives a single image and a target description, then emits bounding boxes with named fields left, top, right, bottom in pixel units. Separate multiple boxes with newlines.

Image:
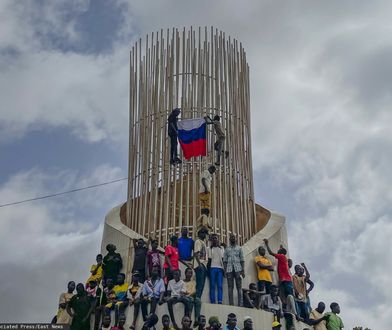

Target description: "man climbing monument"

left=205, top=115, right=228, bottom=166
left=199, top=165, right=216, bottom=214
left=168, top=108, right=182, bottom=165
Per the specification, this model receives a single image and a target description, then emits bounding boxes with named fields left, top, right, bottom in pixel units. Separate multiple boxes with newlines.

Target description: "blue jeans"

left=295, top=300, right=308, bottom=319
left=209, top=268, right=223, bottom=303
left=281, top=281, right=294, bottom=297
left=195, top=265, right=207, bottom=298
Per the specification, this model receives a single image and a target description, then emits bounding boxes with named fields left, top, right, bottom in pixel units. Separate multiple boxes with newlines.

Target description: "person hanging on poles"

left=168, top=108, right=182, bottom=165
left=204, top=115, right=228, bottom=166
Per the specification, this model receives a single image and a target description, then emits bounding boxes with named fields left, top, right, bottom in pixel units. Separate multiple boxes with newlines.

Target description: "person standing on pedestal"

left=178, top=227, right=194, bottom=265
left=194, top=228, right=208, bottom=299
left=223, top=234, right=245, bottom=307
left=208, top=233, right=225, bottom=304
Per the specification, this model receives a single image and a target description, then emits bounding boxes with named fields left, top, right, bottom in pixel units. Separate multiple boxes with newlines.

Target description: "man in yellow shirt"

left=254, top=246, right=273, bottom=294
left=309, top=302, right=328, bottom=330
left=183, top=268, right=201, bottom=327
left=86, top=254, right=103, bottom=286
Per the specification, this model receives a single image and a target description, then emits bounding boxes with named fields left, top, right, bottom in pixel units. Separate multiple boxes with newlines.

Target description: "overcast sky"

left=1, top=1, right=391, bottom=328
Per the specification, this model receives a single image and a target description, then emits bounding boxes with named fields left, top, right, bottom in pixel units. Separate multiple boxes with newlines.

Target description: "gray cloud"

left=1, top=0, right=392, bottom=328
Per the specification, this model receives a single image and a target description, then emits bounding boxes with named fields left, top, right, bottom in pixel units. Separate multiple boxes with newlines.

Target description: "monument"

left=101, top=27, right=307, bottom=329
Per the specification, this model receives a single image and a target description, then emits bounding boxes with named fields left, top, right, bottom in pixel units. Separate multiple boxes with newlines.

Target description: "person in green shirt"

left=325, top=302, right=344, bottom=330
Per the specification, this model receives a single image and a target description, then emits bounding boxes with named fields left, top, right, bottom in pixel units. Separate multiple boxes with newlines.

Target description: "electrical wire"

left=0, top=177, right=128, bottom=208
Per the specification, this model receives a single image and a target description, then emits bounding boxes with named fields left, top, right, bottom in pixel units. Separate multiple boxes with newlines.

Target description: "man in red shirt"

left=263, top=239, right=294, bottom=299
left=164, top=236, right=180, bottom=283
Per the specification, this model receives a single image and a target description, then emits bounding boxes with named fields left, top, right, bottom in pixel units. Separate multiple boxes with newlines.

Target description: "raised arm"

left=204, top=115, right=213, bottom=124
left=308, top=315, right=328, bottom=325
left=306, top=277, right=314, bottom=294
left=301, top=262, right=311, bottom=279
left=263, top=239, right=276, bottom=257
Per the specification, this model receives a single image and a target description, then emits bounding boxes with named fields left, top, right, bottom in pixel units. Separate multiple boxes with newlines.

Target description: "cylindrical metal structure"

left=126, top=27, right=256, bottom=246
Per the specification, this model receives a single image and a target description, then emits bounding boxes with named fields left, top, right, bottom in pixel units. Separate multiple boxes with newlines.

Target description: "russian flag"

left=177, top=118, right=207, bottom=160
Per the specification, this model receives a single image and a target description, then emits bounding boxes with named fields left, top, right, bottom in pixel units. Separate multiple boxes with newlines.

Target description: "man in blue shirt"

left=223, top=313, right=240, bottom=330
left=178, top=227, right=194, bottom=262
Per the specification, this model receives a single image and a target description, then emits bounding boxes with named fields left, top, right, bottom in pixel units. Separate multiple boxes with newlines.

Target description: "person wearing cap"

left=168, top=108, right=182, bottom=165
left=223, top=234, right=245, bottom=307
left=242, top=316, right=253, bottom=330
left=272, top=320, right=281, bottom=330
left=102, top=244, right=123, bottom=283
left=223, top=313, right=239, bottom=330
left=164, top=236, right=180, bottom=283
left=194, top=228, right=208, bottom=299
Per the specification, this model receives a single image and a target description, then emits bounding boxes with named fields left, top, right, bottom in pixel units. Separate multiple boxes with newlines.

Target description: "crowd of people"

left=52, top=229, right=343, bottom=330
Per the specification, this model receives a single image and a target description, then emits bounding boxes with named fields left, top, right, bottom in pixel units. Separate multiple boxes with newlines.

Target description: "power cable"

left=0, top=177, right=128, bottom=208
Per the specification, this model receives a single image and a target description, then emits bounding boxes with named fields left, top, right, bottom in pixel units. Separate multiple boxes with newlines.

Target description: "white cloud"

left=0, top=165, right=126, bottom=321
left=1, top=0, right=392, bottom=328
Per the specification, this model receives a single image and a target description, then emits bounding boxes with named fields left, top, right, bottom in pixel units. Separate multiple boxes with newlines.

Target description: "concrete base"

left=101, top=204, right=308, bottom=329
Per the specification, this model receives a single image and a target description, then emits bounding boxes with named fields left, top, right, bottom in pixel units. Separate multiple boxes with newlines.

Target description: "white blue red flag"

left=177, top=118, right=207, bottom=160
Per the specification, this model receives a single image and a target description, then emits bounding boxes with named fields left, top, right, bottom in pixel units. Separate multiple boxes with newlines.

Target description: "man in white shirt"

left=208, top=233, right=225, bottom=304
left=140, top=267, right=165, bottom=323
left=199, top=166, right=216, bottom=214
left=194, top=228, right=208, bottom=299
left=166, top=269, right=189, bottom=328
